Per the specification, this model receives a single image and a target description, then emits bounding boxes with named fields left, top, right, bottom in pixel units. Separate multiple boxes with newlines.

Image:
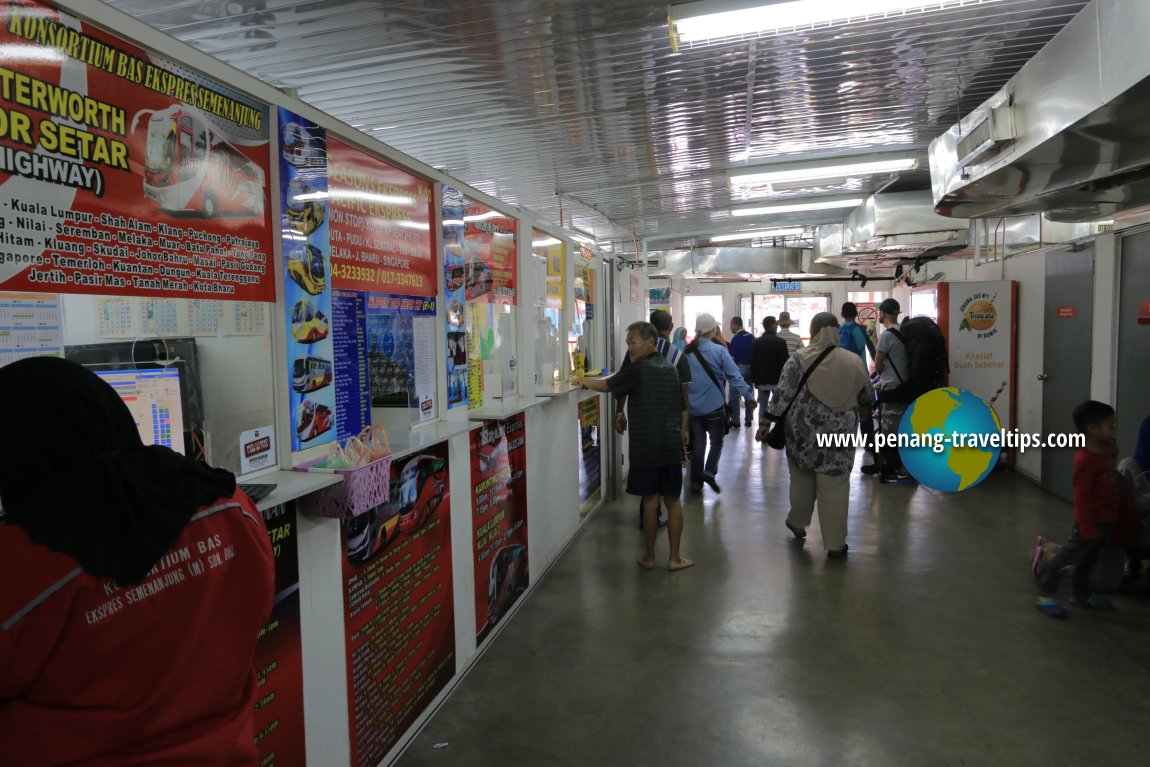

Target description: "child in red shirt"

left=1036, top=401, right=1133, bottom=618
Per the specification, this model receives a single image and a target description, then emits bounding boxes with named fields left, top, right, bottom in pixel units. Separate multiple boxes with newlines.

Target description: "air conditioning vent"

left=646, top=258, right=663, bottom=270
left=956, top=106, right=1015, bottom=169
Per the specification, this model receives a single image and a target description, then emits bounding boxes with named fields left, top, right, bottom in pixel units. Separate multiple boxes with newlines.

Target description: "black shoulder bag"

left=690, top=347, right=734, bottom=434
left=764, top=346, right=836, bottom=450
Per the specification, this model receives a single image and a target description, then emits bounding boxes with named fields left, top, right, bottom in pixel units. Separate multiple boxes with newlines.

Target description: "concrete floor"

left=397, top=429, right=1150, bottom=766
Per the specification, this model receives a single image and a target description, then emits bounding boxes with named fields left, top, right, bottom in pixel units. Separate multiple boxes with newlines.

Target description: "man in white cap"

left=684, top=313, right=755, bottom=493
left=776, top=311, right=805, bottom=354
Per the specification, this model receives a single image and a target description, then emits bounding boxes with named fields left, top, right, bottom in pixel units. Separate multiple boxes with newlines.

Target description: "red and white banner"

left=0, top=1, right=274, bottom=301
left=470, top=414, right=528, bottom=644
left=327, top=138, right=434, bottom=295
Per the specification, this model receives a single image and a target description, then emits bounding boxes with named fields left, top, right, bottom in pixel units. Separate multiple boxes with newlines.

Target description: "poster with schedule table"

left=0, top=291, right=62, bottom=366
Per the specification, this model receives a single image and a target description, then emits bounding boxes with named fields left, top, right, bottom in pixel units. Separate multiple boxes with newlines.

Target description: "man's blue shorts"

left=626, top=465, right=683, bottom=498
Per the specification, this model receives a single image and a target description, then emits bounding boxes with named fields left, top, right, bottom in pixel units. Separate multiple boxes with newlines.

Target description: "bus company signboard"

left=0, top=1, right=274, bottom=301
left=326, top=138, right=435, bottom=296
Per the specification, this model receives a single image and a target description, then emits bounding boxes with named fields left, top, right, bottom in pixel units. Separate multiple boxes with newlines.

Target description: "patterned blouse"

left=768, top=353, right=874, bottom=476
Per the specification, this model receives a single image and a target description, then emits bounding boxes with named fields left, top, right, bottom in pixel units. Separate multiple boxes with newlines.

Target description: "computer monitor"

left=66, top=338, right=204, bottom=456
left=93, top=367, right=187, bottom=455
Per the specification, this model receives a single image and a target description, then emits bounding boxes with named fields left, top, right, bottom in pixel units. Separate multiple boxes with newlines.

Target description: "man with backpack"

left=863, top=298, right=949, bottom=483
left=865, top=298, right=915, bottom=483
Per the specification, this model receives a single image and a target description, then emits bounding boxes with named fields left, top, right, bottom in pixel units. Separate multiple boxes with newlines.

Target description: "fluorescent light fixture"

left=731, top=197, right=865, bottom=216
left=532, top=237, right=562, bottom=248
left=463, top=210, right=506, bottom=222
left=730, top=158, right=917, bottom=186
left=327, top=189, right=414, bottom=206
left=711, top=228, right=803, bottom=243
left=671, top=0, right=977, bottom=46
left=571, top=234, right=595, bottom=245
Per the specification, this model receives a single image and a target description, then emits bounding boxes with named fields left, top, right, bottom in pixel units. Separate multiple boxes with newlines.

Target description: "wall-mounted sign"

left=471, top=414, right=528, bottom=644
left=326, top=138, right=434, bottom=296
left=0, top=0, right=275, bottom=301
left=1056, top=305, right=1077, bottom=319
left=280, top=109, right=337, bottom=452
left=772, top=281, right=801, bottom=292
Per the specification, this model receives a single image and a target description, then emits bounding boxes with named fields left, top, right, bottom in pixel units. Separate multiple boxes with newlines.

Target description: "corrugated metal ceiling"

left=104, top=0, right=1090, bottom=249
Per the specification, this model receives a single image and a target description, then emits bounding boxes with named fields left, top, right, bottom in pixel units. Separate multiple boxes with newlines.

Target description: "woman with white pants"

left=760, top=312, right=873, bottom=557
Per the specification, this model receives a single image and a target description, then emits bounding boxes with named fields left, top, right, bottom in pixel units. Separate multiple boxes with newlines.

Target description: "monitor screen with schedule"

left=94, top=367, right=186, bottom=455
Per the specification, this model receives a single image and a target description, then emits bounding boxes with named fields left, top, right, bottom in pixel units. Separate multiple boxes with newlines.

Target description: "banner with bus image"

left=0, top=0, right=274, bottom=301
left=279, top=108, right=337, bottom=451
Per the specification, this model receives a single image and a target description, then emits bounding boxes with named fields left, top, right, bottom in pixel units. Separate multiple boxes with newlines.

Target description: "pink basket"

left=294, top=454, right=393, bottom=519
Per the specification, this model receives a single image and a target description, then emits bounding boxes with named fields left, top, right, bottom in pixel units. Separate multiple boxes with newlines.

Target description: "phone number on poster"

left=330, top=262, right=425, bottom=289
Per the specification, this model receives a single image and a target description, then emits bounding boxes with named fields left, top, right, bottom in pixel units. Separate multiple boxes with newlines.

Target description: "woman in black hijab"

left=0, top=356, right=275, bottom=765
left=0, top=356, right=236, bottom=584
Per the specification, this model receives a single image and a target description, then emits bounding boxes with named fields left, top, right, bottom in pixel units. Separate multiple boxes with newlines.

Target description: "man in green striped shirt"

left=578, top=322, right=694, bottom=571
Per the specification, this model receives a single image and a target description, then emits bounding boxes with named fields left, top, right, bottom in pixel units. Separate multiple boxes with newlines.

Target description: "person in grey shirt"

left=776, top=311, right=805, bottom=354
left=863, top=298, right=913, bottom=483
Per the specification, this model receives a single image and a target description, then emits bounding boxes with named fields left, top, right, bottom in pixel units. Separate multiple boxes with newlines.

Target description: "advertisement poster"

left=578, top=396, right=602, bottom=516
left=471, top=414, right=529, bottom=644
left=280, top=109, right=336, bottom=451
left=0, top=1, right=274, bottom=301
left=341, top=444, right=455, bottom=767
left=947, top=281, right=1015, bottom=429
left=252, top=502, right=306, bottom=767
left=443, top=189, right=516, bottom=305
left=330, top=289, right=369, bottom=444
left=650, top=287, right=671, bottom=314
left=365, top=292, right=437, bottom=422
left=443, top=186, right=468, bottom=409
left=326, top=138, right=434, bottom=295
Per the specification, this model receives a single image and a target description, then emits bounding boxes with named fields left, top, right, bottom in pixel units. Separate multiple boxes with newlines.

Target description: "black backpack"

left=880, top=316, right=949, bottom=403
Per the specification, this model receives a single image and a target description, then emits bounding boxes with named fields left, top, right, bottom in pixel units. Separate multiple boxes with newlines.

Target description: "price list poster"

left=471, top=414, right=529, bottom=645
left=340, top=445, right=455, bottom=767
left=252, top=503, right=306, bottom=767
left=0, top=1, right=274, bottom=301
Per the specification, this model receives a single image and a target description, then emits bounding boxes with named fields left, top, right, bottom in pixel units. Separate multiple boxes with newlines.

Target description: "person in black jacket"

left=750, top=316, right=789, bottom=425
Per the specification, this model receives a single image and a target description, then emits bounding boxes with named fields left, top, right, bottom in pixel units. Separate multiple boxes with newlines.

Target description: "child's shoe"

left=1034, top=596, right=1068, bottom=618
left=1030, top=536, right=1046, bottom=579
left=1069, top=593, right=1113, bottom=610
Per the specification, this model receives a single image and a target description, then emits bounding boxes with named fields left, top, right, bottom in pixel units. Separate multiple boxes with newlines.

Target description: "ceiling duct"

left=643, top=247, right=851, bottom=278
left=931, top=0, right=1150, bottom=222
left=815, top=191, right=971, bottom=269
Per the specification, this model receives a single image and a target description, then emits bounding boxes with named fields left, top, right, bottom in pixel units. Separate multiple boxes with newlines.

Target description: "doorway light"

left=730, top=157, right=917, bottom=186
left=670, top=0, right=982, bottom=47
left=731, top=197, right=864, bottom=217
left=711, top=227, right=803, bottom=243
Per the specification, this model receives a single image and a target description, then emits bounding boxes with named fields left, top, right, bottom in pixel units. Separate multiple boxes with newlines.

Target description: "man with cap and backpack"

left=863, top=298, right=948, bottom=483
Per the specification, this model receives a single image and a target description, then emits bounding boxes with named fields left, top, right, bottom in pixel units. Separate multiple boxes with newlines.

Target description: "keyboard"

left=238, top=483, right=277, bottom=503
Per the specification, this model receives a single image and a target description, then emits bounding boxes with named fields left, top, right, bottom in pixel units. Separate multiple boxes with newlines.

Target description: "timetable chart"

left=0, top=293, right=64, bottom=368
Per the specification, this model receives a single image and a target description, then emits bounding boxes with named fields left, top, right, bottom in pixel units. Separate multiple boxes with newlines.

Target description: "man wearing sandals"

left=578, top=322, right=694, bottom=572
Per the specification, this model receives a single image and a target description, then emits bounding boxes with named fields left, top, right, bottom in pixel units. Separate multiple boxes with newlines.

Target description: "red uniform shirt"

left=0, top=490, right=274, bottom=766
left=1073, top=447, right=1133, bottom=540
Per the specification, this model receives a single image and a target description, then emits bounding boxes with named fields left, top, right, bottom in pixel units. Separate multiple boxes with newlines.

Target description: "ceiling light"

left=671, top=0, right=976, bottom=47
left=463, top=210, right=507, bottom=222
left=711, top=228, right=803, bottom=243
left=730, top=157, right=917, bottom=186
left=731, top=197, right=864, bottom=217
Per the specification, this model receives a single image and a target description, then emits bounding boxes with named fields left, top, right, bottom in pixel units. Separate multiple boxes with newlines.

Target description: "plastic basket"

left=294, top=453, right=393, bottom=519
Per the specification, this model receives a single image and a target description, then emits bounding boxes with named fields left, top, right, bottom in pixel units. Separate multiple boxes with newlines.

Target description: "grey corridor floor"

left=396, top=430, right=1150, bottom=766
